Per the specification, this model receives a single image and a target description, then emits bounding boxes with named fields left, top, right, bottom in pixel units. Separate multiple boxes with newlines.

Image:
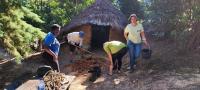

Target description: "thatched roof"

left=61, top=0, right=127, bottom=32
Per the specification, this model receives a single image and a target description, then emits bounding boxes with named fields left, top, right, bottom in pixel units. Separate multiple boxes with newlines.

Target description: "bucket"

left=36, top=65, right=52, bottom=77
left=142, top=46, right=152, bottom=59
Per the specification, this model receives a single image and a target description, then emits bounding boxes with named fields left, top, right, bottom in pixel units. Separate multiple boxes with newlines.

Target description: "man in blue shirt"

left=43, top=24, right=61, bottom=72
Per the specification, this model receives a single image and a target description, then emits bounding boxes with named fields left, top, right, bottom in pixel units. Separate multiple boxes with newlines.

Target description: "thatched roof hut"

left=62, top=0, right=127, bottom=49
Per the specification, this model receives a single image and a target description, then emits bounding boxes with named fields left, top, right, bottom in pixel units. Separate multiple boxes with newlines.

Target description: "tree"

left=0, top=0, right=45, bottom=62
left=144, top=0, right=200, bottom=51
left=118, top=0, right=144, bottom=19
left=26, top=0, right=95, bottom=31
left=0, top=0, right=95, bottom=62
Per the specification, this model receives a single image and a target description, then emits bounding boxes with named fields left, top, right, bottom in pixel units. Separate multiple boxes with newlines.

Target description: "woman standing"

left=124, top=14, right=149, bottom=73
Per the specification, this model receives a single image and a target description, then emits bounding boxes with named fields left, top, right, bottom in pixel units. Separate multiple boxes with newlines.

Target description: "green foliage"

left=0, top=23, right=3, bottom=37
left=21, top=7, right=44, bottom=23
left=111, top=0, right=121, bottom=10
left=118, top=0, right=144, bottom=19
left=0, top=0, right=96, bottom=62
left=0, top=0, right=45, bottom=62
left=26, top=0, right=95, bottom=32
left=143, top=0, right=200, bottom=51
left=0, top=53, right=3, bottom=60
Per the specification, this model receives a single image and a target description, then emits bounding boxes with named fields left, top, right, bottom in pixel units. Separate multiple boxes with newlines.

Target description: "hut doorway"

left=91, top=24, right=110, bottom=49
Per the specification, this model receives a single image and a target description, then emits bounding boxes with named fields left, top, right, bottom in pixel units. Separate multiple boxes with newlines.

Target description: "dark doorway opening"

left=91, top=24, right=110, bottom=49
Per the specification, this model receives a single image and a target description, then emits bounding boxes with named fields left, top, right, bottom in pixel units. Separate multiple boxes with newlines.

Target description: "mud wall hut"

left=61, top=0, right=127, bottom=49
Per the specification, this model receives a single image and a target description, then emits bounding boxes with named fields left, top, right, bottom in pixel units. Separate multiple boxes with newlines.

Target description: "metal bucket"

left=142, top=46, right=152, bottom=59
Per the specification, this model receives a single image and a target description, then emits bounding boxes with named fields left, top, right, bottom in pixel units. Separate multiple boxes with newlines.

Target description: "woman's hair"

left=128, top=14, right=137, bottom=21
left=51, top=24, right=61, bottom=31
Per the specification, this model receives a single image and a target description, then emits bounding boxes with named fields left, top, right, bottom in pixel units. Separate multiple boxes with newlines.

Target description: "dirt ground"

left=1, top=36, right=200, bottom=90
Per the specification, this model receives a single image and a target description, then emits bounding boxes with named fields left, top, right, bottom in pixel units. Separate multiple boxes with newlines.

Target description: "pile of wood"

left=43, top=70, right=74, bottom=90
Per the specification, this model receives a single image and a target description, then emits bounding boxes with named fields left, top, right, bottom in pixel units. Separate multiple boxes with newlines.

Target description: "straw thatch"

left=61, top=0, right=127, bottom=32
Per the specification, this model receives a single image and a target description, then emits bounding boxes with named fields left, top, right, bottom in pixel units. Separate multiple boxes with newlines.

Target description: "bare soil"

left=1, top=37, right=200, bottom=90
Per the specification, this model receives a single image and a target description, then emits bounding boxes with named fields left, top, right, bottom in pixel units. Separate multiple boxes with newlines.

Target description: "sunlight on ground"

left=69, top=74, right=89, bottom=90
left=93, top=76, right=105, bottom=84
left=113, top=76, right=126, bottom=85
left=16, top=80, right=39, bottom=90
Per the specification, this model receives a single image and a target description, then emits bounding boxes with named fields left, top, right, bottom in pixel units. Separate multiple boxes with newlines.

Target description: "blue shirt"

left=44, top=32, right=60, bottom=55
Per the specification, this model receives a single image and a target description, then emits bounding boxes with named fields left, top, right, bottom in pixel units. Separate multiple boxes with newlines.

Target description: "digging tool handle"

left=71, top=44, right=107, bottom=59
left=61, top=41, right=107, bottom=60
left=71, top=44, right=95, bottom=55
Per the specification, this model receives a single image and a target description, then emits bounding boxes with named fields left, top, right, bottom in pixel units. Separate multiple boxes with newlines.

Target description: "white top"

left=67, top=32, right=83, bottom=46
left=124, top=23, right=144, bottom=43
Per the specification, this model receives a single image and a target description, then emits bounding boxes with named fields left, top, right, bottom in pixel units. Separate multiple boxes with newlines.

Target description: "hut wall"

left=109, top=28, right=126, bottom=43
left=82, top=24, right=92, bottom=49
left=66, top=25, right=126, bottom=49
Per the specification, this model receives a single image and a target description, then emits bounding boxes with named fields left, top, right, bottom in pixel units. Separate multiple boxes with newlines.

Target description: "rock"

left=114, top=79, right=120, bottom=85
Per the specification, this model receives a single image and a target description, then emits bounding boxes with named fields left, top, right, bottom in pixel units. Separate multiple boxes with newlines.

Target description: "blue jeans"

left=127, top=40, right=141, bottom=69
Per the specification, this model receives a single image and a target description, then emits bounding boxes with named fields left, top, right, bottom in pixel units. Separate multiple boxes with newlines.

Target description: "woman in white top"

left=66, top=31, right=84, bottom=62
